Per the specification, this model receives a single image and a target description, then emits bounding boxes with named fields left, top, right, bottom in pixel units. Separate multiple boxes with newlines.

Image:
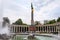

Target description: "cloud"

left=33, top=0, right=55, bottom=10
left=1, top=0, right=60, bottom=24
left=3, top=0, right=31, bottom=24
left=33, top=0, right=60, bottom=23
left=50, top=6, right=60, bottom=18
left=0, top=0, right=3, bottom=21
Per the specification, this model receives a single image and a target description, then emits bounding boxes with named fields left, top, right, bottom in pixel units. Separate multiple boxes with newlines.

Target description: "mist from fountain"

left=0, top=23, right=10, bottom=35
left=0, top=17, right=11, bottom=40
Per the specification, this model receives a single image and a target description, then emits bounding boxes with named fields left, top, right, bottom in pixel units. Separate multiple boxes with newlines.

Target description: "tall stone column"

left=31, top=3, right=34, bottom=26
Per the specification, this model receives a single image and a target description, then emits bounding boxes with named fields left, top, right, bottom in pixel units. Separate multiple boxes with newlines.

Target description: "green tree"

left=44, top=19, right=56, bottom=25
left=48, top=19, right=56, bottom=24
left=12, top=19, right=27, bottom=25
left=57, top=17, right=60, bottom=22
left=35, top=21, right=41, bottom=25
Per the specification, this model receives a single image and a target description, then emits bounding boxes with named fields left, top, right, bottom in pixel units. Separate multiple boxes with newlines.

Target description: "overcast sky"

left=0, top=0, right=60, bottom=24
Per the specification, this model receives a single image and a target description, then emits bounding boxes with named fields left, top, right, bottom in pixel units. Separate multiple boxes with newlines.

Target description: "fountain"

left=27, top=33, right=38, bottom=40
left=0, top=17, right=12, bottom=40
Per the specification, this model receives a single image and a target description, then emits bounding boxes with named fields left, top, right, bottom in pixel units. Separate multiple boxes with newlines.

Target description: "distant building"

left=44, top=20, right=49, bottom=25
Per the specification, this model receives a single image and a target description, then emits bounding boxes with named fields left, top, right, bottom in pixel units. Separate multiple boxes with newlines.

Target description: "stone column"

left=14, top=26, right=15, bottom=33
left=11, top=27, right=13, bottom=33
left=15, top=27, right=17, bottom=33
left=40, top=27, right=41, bottom=32
left=45, top=26, right=46, bottom=32
left=27, top=27, right=28, bottom=32
left=56, top=27, right=57, bottom=32
left=42, top=27, right=44, bottom=32
left=54, top=26, right=55, bottom=32
left=56, top=26, right=58, bottom=32
left=55, top=26, right=56, bottom=32
left=40, top=27, right=41, bottom=33
left=21, top=27, right=22, bottom=33
left=20, top=27, right=21, bottom=32
left=51, top=27, right=53, bottom=32
left=49, top=26, right=50, bottom=33
left=25, top=27, right=27, bottom=32
left=47, top=26, right=48, bottom=33
left=51, top=26, right=53, bottom=33
left=13, top=27, right=14, bottom=33
left=38, top=27, right=39, bottom=32
left=19, top=27, right=20, bottom=33
left=46, top=26, right=47, bottom=32
left=13, top=26, right=14, bottom=33
left=26, top=27, right=27, bottom=32
left=15, top=27, right=16, bottom=33
left=42, top=27, right=43, bottom=32
left=18, top=26, right=19, bottom=33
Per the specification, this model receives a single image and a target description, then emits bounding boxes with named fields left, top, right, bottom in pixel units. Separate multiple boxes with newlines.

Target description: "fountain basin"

left=12, top=34, right=59, bottom=40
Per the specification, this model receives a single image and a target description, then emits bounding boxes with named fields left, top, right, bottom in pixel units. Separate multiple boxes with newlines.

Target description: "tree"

left=44, top=19, right=56, bottom=25
left=35, top=21, right=41, bottom=25
left=13, top=19, right=23, bottom=25
left=12, top=19, right=27, bottom=25
left=48, top=19, right=56, bottom=24
left=57, top=17, right=60, bottom=22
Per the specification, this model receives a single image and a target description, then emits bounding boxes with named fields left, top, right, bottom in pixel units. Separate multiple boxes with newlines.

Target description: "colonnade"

left=36, top=25, right=58, bottom=33
left=10, top=25, right=60, bottom=34
left=10, top=25, right=29, bottom=33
